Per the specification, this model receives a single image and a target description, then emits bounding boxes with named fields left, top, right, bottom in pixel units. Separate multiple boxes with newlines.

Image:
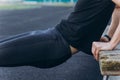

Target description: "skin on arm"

left=92, top=21, right=120, bottom=60
left=100, top=0, right=120, bottom=41
left=107, top=8, right=119, bottom=38
left=92, top=8, right=120, bottom=61
left=112, top=0, right=120, bottom=7
left=100, top=8, right=119, bottom=42
left=109, top=17, right=120, bottom=48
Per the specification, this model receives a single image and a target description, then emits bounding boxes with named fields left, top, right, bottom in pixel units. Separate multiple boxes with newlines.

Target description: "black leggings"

left=0, top=28, right=71, bottom=68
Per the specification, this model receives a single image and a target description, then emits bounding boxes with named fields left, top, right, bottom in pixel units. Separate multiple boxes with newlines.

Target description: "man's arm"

left=107, top=8, right=119, bottom=38
left=92, top=21, right=120, bottom=60
left=100, top=8, right=119, bottom=42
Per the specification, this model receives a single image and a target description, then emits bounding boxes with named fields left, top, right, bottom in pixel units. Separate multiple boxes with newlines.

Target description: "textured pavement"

left=0, top=6, right=102, bottom=80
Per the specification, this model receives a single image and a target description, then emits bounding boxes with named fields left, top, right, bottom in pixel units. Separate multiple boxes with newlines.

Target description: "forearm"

left=110, top=22, right=120, bottom=49
left=107, top=8, right=119, bottom=38
left=107, top=22, right=118, bottom=38
left=112, top=0, right=120, bottom=7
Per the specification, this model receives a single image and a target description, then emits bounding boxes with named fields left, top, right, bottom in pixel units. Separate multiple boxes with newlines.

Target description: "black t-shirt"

left=56, top=0, right=115, bottom=54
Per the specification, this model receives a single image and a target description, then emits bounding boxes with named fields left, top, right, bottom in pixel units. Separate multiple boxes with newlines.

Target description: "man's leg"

left=0, top=28, right=71, bottom=68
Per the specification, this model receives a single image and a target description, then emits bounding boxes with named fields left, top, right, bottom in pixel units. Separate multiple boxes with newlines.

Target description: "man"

left=0, top=0, right=115, bottom=68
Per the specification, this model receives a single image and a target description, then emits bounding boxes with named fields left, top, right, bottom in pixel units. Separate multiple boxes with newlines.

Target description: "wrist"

left=109, top=41, right=116, bottom=50
left=103, top=35, right=111, bottom=41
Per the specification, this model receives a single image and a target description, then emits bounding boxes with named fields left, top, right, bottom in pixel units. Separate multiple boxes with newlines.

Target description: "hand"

left=92, top=42, right=113, bottom=61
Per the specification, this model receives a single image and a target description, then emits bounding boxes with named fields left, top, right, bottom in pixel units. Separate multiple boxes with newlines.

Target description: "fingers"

left=94, top=48, right=100, bottom=61
left=92, top=41, right=113, bottom=61
left=92, top=42, right=97, bottom=60
left=92, top=42, right=100, bottom=61
left=92, top=43, right=95, bottom=54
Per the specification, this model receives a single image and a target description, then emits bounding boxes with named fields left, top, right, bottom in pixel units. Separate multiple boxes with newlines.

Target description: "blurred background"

left=0, top=0, right=77, bottom=3
left=0, top=0, right=76, bottom=10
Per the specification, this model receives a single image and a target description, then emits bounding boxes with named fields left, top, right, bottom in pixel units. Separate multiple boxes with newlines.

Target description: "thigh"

left=28, top=28, right=72, bottom=68
left=0, top=28, right=71, bottom=68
